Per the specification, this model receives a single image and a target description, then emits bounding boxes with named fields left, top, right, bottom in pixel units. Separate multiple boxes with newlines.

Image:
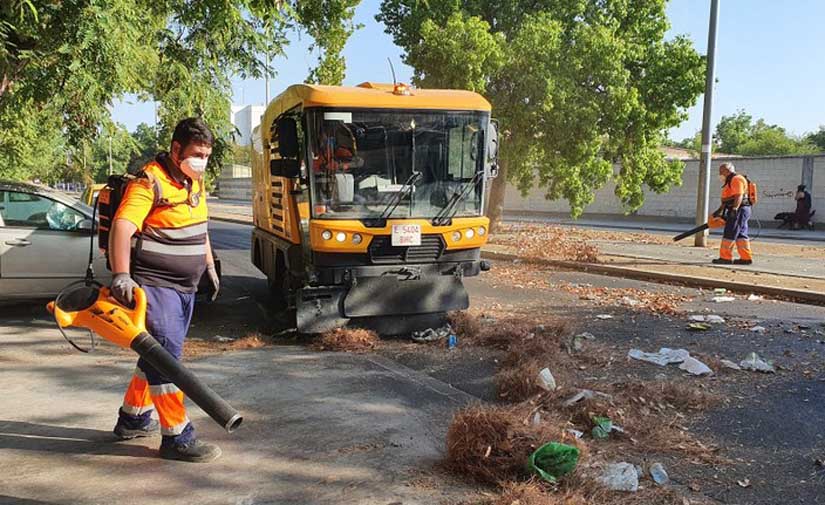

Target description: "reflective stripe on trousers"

left=119, top=285, right=196, bottom=446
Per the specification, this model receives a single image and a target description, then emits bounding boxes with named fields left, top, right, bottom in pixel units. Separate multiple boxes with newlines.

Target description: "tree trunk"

left=485, top=157, right=508, bottom=232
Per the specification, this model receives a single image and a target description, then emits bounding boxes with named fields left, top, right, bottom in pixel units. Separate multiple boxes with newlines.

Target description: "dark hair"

left=172, top=117, right=214, bottom=149
left=798, top=184, right=806, bottom=191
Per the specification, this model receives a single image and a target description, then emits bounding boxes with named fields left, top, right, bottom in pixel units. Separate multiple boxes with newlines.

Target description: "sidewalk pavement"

left=506, top=211, right=825, bottom=242
left=0, top=311, right=474, bottom=505
left=208, top=198, right=825, bottom=302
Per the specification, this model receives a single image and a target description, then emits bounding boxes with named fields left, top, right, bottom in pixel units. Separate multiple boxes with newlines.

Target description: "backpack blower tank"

left=47, top=283, right=243, bottom=433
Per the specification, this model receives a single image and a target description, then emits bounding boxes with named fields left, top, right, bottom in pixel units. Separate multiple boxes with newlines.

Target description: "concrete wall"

left=505, top=155, right=825, bottom=224
left=217, top=164, right=253, bottom=201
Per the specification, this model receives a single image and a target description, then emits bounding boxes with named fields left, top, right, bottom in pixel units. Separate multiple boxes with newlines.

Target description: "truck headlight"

left=321, top=230, right=332, bottom=240
left=465, top=228, right=475, bottom=239
left=477, top=226, right=486, bottom=236
left=352, top=233, right=363, bottom=245
left=452, top=231, right=462, bottom=242
left=335, top=232, right=347, bottom=242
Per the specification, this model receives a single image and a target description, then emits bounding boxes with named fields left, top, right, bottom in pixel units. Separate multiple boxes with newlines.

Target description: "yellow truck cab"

left=251, top=82, right=499, bottom=333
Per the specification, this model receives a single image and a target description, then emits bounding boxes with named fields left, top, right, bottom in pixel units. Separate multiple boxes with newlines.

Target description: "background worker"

left=794, top=184, right=812, bottom=230
left=712, top=162, right=753, bottom=265
left=109, top=117, right=221, bottom=463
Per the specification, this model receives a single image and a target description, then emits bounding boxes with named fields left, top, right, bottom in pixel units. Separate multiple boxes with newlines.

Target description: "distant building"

left=231, top=104, right=265, bottom=146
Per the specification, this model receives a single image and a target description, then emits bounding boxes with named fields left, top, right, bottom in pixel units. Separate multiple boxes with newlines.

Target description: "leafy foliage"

left=0, top=0, right=362, bottom=183
left=675, top=110, right=819, bottom=157
left=378, top=0, right=706, bottom=218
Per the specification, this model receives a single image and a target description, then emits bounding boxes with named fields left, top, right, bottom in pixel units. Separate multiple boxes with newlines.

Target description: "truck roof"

left=262, top=83, right=492, bottom=136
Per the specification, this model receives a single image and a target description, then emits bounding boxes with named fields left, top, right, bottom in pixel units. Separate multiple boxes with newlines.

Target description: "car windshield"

left=306, top=109, right=488, bottom=220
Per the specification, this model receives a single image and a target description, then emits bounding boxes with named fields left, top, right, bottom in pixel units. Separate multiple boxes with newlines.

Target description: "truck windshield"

left=306, top=109, right=488, bottom=220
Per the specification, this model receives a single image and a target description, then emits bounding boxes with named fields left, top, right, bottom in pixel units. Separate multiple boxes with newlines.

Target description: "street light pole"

left=694, top=0, right=721, bottom=247
left=108, top=135, right=113, bottom=176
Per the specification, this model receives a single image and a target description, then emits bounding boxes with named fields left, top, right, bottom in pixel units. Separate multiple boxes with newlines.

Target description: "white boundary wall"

left=505, top=154, right=825, bottom=224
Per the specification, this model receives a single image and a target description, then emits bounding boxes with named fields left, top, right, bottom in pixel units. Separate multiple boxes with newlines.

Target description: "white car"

left=0, top=180, right=110, bottom=299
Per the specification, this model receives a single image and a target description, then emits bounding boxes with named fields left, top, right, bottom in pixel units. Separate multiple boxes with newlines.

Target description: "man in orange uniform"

left=109, top=118, right=221, bottom=462
left=712, top=162, right=753, bottom=265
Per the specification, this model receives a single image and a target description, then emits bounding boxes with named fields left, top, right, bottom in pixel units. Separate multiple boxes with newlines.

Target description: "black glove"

left=206, top=263, right=220, bottom=301
left=111, top=272, right=138, bottom=306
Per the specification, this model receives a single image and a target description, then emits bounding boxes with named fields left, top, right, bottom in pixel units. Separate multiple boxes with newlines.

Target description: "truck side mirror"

left=276, top=117, right=299, bottom=159
left=487, top=120, right=500, bottom=178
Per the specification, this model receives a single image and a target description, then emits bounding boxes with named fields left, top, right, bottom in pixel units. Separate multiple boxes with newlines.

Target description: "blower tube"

left=49, top=283, right=242, bottom=433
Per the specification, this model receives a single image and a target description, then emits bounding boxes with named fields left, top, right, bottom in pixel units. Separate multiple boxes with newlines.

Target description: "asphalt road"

left=208, top=220, right=825, bottom=505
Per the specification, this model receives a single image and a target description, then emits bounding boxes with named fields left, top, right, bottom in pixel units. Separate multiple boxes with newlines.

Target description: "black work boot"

left=711, top=258, right=733, bottom=265
left=159, top=439, right=222, bottom=463
left=114, top=418, right=160, bottom=440
left=734, top=259, right=753, bottom=265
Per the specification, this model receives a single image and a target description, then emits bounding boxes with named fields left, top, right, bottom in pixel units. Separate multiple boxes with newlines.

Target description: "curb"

left=481, top=250, right=825, bottom=305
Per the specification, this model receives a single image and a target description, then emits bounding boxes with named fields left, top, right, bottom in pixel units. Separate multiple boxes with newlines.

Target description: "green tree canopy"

left=676, top=110, right=819, bottom=157
left=805, top=126, right=825, bottom=152
left=378, top=0, right=706, bottom=221
left=0, top=0, right=362, bottom=183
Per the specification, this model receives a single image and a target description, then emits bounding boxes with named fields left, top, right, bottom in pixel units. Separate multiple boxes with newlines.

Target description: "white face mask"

left=180, top=157, right=208, bottom=179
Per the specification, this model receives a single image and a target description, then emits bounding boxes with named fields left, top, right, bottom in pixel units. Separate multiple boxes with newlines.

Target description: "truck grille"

left=368, top=235, right=445, bottom=264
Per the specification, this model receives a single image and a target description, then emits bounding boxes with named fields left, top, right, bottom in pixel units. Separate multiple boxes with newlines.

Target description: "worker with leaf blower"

left=108, top=117, right=221, bottom=462
left=712, top=162, right=754, bottom=265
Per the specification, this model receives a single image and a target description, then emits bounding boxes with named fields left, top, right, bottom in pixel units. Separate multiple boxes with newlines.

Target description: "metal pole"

left=265, top=51, right=270, bottom=104
left=108, top=136, right=113, bottom=176
left=694, top=0, right=720, bottom=247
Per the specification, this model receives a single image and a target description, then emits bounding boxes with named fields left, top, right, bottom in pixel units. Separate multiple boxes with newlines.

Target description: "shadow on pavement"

left=0, top=420, right=157, bottom=458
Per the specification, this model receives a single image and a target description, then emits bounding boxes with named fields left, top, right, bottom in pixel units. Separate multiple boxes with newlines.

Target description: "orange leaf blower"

left=47, top=283, right=243, bottom=433
left=672, top=214, right=727, bottom=242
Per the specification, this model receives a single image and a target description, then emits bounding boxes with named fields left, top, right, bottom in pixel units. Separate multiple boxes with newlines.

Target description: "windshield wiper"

left=381, top=171, right=422, bottom=219
left=432, top=171, right=484, bottom=226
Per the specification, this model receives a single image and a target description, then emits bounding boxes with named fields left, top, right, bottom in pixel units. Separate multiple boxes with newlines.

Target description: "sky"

left=112, top=0, right=825, bottom=141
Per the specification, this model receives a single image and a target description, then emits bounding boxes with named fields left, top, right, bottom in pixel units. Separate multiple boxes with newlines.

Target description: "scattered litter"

left=234, top=295, right=251, bottom=301
left=537, top=368, right=557, bottom=391
left=591, top=416, right=614, bottom=439
left=567, top=332, right=596, bottom=353
left=750, top=326, right=767, bottom=333
left=739, top=352, right=775, bottom=373
left=737, top=478, right=751, bottom=488
left=689, top=314, right=725, bottom=324
left=720, top=359, right=741, bottom=371
left=566, top=429, right=584, bottom=439
left=527, top=442, right=580, bottom=483
left=649, top=462, right=670, bottom=485
left=679, top=356, right=713, bottom=376
left=747, top=294, right=764, bottom=301
left=799, top=324, right=812, bottom=330
left=214, top=335, right=235, bottom=343
left=687, top=322, right=711, bottom=331
left=563, top=389, right=613, bottom=407
left=621, top=296, right=641, bottom=307
left=714, top=288, right=727, bottom=294
left=531, top=412, right=541, bottom=427
left=712, top=296, right=736, bottom=303
left=412, top=324, right=452, bottom=343
left=815, top=458, right=825, bottom=468
left=628, top=348, right=690, bottom=367
left=448, top=334, right=458, bottom=349
left=597, top=462, right=639, bottom=492
left=596, top=314, right=614, bottom=320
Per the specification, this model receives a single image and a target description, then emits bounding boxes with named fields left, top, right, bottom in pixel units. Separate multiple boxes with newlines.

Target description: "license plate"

left=391, top=224, right=421, bottom=246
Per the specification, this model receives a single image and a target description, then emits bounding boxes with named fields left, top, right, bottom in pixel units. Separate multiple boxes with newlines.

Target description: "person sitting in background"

left=793, top=184, right=812, bottom=230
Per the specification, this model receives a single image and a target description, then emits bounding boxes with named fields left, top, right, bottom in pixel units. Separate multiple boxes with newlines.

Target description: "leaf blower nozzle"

left=47, top=283, right=243, bottom=433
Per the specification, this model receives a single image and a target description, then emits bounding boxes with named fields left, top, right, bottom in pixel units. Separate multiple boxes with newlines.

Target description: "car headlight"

left=335, top=232, right=347, bottom=242
left=477, top=226, right=486, bottom=236
left=321, top=230, right=332, bottom=240
left=452, top=231, right=462, bottom=242
left=352, top=233, right=363, bottom=245
left=465, top=228, right=475, bottom=239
